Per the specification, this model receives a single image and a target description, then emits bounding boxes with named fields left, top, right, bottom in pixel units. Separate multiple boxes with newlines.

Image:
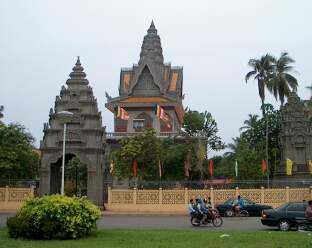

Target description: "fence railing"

left=0, top=186, right=34, bottom=211
left=106, top=186, right=312, bottom=212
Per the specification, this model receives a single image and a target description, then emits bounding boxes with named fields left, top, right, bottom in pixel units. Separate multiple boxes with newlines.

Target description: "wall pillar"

left=184, top=188, right=188, bottom=204
left=159, top=188, right=163, bottom=204
left=210, top=187, right=214, bottom=207
left=261, top=186, right=265, bottom=204
left=5, top=186, right=9, bottom=203
left=235, top=187, right=240, bottom=197
left=285, top=186, right=290, bottom=202
left=108, top=187, right=112, bottom=205
left=133, top=188, right=137, bottom=204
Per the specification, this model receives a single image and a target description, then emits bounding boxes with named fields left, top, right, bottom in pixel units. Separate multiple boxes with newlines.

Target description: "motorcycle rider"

left=232, top=195, right=244, bottom=214
left=188, top=199, right=197, bottom=216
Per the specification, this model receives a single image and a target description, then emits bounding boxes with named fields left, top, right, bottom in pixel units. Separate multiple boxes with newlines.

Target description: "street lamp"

left=56, top=111, right=74, bottom=195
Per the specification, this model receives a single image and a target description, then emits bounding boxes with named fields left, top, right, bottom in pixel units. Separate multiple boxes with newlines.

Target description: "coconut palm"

left=245, top=54, right=275, bottom=116
left=239, top=114, right=259, bottom=132
left=267, top=52, right=298, bottom=106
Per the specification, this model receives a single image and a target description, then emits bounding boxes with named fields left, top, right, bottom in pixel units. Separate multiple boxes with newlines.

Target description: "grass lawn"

left=0, top=228, right=311, bottom=248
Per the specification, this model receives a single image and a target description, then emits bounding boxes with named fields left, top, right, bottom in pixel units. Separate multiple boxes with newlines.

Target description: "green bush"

left=7, top=195, right=101, bottom=239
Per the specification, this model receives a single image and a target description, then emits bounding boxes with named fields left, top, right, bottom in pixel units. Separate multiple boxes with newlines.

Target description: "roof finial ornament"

left=76, top=56, right=81, bottom=66
left=147, top=20, right=157, bottom=34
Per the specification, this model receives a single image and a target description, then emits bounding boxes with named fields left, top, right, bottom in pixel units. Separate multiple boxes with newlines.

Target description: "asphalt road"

left=0, top=213, right=274, bottom=231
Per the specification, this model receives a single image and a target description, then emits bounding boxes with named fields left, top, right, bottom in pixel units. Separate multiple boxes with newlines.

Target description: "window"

left=133, top=119, right=145, bottom=131
left=115, top=118, right=128, bottom=132
left=133, top=112, right=153, bottom=131
left=286, top=203, right=305, bottom=212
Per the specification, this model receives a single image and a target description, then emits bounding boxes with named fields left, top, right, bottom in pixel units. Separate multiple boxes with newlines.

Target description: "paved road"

left=0, top=213, right=274, bottom=231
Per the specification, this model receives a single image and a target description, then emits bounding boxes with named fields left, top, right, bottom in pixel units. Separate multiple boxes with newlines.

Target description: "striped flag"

left=155, top=104, right=169, bottom=122
left=184, top=160, right=189, bottom=178
left=235, top=160, right=238, bottom=177
left=114, top=106, right=130, bottom=120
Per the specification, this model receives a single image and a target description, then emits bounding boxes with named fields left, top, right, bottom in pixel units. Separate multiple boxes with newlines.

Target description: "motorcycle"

left=190, top=209, right=223, bottom=227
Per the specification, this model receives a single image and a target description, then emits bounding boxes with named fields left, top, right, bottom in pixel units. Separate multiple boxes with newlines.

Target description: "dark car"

left=261, top=202, right=308, bottom=231
left=216, top=198, right=272, bottom=217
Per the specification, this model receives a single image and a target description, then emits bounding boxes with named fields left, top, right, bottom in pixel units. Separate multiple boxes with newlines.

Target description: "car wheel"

left=278, top=219, right=290, bottom=231
left=225, top=209, right=234, bottom=217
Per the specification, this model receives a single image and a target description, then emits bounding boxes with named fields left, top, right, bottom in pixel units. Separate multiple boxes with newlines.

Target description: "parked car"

left=261, top=202, right=308, bottom=231
left=216, top=198, right=272, bottom=217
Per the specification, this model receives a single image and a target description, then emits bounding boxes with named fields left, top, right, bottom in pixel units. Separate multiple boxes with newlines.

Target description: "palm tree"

left=267, top=52, right=298, bottom=106
left=245, top=54, right=275, bottom=116
left=245, top=54, right=274, bottom=187
left=239, top=114, right=259, bottom=132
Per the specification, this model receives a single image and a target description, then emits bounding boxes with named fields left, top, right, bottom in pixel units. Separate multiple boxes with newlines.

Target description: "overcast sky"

left=1, top=0, right=312, bottom=152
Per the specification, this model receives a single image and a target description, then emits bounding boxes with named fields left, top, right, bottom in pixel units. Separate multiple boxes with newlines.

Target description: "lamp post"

left=56, top=111, right=74, bottom=195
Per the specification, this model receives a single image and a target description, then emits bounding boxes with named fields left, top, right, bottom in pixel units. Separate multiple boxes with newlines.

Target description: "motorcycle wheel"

left=225, top=209, right=234, bottom=217
left=240, top=210, right=249, bottom=217
left=191, top=217, right=201, bottom=227
left=212, top=216, right=223, bottom=227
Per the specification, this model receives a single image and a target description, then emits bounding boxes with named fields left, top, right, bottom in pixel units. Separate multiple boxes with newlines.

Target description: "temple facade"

left=276, top=92, right=312, bottom=180
left=39, top=58, right=105, bottom=205
left=105, top=21, right=184, bottom=136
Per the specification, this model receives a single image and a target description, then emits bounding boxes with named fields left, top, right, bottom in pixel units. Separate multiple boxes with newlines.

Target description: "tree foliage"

left=0, top=123, right=39, bottom=179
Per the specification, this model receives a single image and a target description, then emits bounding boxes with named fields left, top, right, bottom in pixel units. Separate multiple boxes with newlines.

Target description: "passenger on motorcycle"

left=232, top=195, right=244, bottom=214
left=188, top=199, right=197, bottom=215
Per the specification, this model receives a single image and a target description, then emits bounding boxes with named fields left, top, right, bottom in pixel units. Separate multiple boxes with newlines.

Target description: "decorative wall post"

left=285, top=186, right=290, bottom=202
left=261, top=187, right=265, bottom=204
left=210, top=187, right=214, bottom=207
left=235, top=187, right=239, bottom=197
left=5, top=186, right=9, bottom=203
left=310, top=186, right=312, bottom=199
left=133, top=188, right=137, bottom=204
left=159, top=188, right=163, bottom=204
left=184, top=188, right=188, bottom=204
left=108, top=187, right=112, bottom=205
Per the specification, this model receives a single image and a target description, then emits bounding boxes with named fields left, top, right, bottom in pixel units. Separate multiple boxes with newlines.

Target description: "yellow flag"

left=286, top=158, right=293, bottom=176
left=308, top=160, right=312, bottom=174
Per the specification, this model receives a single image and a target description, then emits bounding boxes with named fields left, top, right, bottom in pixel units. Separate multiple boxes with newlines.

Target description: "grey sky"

left=1, top=0, right=311, bottom=152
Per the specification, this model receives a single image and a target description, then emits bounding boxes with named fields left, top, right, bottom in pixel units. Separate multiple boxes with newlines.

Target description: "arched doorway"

left=50, top=153, right=87, bottom=196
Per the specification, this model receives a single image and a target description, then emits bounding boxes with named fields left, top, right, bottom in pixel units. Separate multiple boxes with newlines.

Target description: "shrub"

left=7, top=195, right=101, bottom=239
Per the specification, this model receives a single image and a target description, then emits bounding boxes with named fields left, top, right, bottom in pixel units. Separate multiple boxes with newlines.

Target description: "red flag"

left=262, top=159, right=267, bottom=175
left=209, top=160, right=213, bottom=177
left=133, top=159, right=138, bottom=177
left=184, top=160, right=189, bottom=178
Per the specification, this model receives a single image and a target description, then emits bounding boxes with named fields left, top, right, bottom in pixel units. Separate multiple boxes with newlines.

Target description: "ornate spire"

left=69, top=56, right=87, bottom=80
left=139, top=21, right=164, bottom=65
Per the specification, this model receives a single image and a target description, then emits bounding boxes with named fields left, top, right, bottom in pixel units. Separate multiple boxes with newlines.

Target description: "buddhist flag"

left=261, top=159, right=267, bottom=175
left=309, top=160, right=312, bottom=174
left=209, top=160, right=213, bottom=177
left=235, top=160, right=238, bottom=177
left=133, top=159, right=138, bottom=177
left=286, top=158, right=293, bottom=176
left=184, top=160, right=190, bottom=178
left=114, top=106, right=129, bottom=120
left=155, top=104, right=169, bottom=122
left=109, top=160, right=115, bottom=175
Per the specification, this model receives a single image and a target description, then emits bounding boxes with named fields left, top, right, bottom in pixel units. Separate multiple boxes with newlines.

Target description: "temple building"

left=275, top=92, right=312, bottom=181
left=39, top=57, right=105, bottom=205
left=105, top=21, right=184, bottom=137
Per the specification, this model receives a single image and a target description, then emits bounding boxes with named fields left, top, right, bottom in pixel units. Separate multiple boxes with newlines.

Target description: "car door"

left=242, top=199, right=255, bottom=215
left=286, top=203, right=305, bottom=223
